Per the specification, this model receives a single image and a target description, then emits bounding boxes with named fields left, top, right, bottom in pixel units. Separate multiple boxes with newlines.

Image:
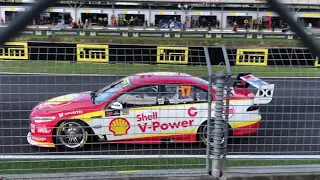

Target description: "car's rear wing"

left=234, top=73, right=275, bottom=104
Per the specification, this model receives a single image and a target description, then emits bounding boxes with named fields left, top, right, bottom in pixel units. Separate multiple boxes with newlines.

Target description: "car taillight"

left=247, top=105, right=259, bottom=112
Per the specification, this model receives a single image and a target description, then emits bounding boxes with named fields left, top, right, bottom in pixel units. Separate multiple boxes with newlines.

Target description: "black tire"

left=197, top=119, right=232, bottom=146
left=54, top=120, right=91, bottom=150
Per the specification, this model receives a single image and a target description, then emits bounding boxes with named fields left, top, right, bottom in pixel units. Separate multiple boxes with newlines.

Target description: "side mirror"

left=110, top=102, right=123, bottom=110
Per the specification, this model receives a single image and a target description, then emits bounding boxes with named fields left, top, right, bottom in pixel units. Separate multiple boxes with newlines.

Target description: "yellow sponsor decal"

left=236, top=48, right=268, bottom=66
left=85, top=9, right=91, bottom=13
left=0, top=42, right=28, bottom=60
left=109, top=118, right=131, bottom=136
left=303, top=14, right=319, bottom=17
left=33, top=141, right=55, bottom=147
left=315, top=56, right=319, bottom=67
left=72, top=110, right=105, bottom=123
left=76, top=44, right=109, bottom=63
left=44, top=93, right=80, bottom=105
left=229, top=117, right=261, bottom=128
left=157, top=46, right=189, bottom=64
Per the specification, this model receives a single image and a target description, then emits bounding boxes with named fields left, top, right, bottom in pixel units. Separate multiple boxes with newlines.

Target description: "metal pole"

left=220, top=6, right=224, bottom=30
left=220, top=45, right=232, bottom=171
left=265, top=0, right=320, bottom=59
left=212, top=70, right=226, bottom=178
left=0, top=0, right=57, bottom=47
left=203, top=46, right=212, bottom=174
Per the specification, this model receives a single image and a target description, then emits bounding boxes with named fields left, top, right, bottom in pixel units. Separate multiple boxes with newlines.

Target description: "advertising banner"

left=26, top=30, right=299, bottom=40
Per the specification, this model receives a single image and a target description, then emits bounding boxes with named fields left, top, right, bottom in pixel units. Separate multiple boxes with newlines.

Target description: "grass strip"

left=0, top=60, right=319, bottom=77
left=1, top=158, right=320, bottom=174
left=13, top=35, right=303, bottom=47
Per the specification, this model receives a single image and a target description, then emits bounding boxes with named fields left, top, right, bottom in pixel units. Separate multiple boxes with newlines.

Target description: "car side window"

left=194, top=86, right=208, bottom=102
left=115, top=85, right=159, bottom=108
left=163, top=85, right=194, bottom=104
left=162, top=85, right=208, bottom=105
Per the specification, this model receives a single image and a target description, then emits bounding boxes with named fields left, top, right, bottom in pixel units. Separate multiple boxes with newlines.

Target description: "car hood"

left=31, top=91, right=96, bottom=115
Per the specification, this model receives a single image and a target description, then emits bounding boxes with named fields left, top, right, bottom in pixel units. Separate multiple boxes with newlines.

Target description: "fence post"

left=203, top=46, right=212, bottom=174
left=211, top=70, right=227, bottom=178
left=221, top=45, right=233, bottom=172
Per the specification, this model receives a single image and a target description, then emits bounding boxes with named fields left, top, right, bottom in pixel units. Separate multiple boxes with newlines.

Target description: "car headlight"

left=32, top=116, right=56, bottom=123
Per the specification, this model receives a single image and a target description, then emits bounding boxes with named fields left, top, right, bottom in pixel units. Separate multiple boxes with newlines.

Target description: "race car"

left=27, top=72, right=275, bottom=150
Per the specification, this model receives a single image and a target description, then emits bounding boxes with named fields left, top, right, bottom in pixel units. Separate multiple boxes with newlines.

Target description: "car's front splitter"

left=27, top=132, right=55, bottom=148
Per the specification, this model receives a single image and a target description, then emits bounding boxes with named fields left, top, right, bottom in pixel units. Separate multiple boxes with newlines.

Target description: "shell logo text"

left=109, top=118, right=131, bottom=136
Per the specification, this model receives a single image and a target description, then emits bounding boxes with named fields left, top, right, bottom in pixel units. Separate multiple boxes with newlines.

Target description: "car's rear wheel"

left=198, top=120, right=232, bottom=146
left=55, top=121, right=89, bottom=150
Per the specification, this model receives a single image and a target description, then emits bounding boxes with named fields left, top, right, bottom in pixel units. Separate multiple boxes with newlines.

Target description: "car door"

left=150, top=84, right=209, bottom=136
left=104, top=85, right=161, bottom=141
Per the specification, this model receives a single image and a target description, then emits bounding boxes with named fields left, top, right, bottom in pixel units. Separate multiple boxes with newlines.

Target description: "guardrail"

left=1, top=41, right=318, bottom=67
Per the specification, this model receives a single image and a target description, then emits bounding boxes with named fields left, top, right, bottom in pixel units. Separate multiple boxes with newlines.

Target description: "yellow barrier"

left=0, top=42, right=28, bottom=60
left=315, top=56, right=319, bottom=67
left=157, top=46, right=189, bottom=64
left=76, top=44, right=109, bottom=63
left=235, top=49, right=268, bottom=66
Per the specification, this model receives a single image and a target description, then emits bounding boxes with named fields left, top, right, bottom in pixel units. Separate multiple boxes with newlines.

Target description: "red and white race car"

left=27, top=72, right=274, bottom=150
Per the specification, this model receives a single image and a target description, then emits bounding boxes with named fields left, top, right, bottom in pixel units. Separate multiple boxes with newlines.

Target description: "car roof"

left=128, top=72, right=207, bottom=86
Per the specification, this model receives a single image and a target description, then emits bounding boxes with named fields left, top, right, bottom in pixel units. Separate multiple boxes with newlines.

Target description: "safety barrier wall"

left=1, top=41, right=319, bottom=67
left=18, top=29, right=301, bottom=39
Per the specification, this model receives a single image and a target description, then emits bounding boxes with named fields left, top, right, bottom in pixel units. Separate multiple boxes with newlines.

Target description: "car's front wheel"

left=55, top=120, right=89, bottom=150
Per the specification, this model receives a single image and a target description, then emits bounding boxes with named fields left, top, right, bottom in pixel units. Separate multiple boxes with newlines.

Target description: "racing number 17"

left=179, top=86, right=191, bottom=97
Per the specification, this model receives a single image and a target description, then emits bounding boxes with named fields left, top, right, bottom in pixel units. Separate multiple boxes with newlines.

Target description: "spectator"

left=266, top=16, right=271, bottom=29
left=145, top=19, right=148, bottom=27
left=244, top=18, right=249, bottom=29
left=158, top=18, right=163, bottom=28
left=129, top=16, right=135, bottom=27
left=253, top=19, right=257, bottom=29
left=185, top=16, right=189, bottom=28
left=216, top=19, right=220, bottom=28
left=258, top=19, right=262, bottom=31
left=111, top=15, right=117, bottom=27
left=103, top=17, right=107, bottom=26
left=233, top=21, right=237, bottom=32
left=98, top=17, right=103, bottom=26
left=212, top=19, right=216, bottom=28
left=272, top=21, right=275, bottom=31
left=122, top=16, right=128, bottom=26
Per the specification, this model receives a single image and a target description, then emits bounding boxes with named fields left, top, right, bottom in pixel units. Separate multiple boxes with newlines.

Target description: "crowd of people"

left=231, top=16, right=289, bottom=32
left=4, top=12, right=317, bottom=32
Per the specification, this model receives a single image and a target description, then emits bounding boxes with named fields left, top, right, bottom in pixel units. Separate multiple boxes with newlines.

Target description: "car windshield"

left=93, top=77, right=132, bottom=104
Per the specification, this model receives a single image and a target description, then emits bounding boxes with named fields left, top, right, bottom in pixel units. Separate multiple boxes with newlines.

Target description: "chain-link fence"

left=0, top=43, right=234, bottom=179
left=1, top=42, right=320, bottom=179
left=223, top=47, right=320, bottom=176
